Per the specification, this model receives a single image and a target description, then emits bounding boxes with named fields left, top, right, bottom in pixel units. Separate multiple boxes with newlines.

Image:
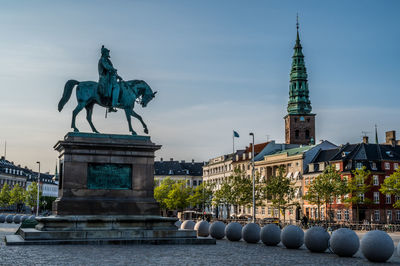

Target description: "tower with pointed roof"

left=284, top=17, right=316, bottom=145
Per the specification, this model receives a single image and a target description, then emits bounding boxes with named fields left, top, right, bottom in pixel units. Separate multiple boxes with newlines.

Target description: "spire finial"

left=296, top=13, right=299, bottom=31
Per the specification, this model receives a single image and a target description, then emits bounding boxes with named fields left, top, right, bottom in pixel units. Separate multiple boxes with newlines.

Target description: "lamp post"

left=36, top=161, right=40, bottom=216
left=249, top=133, right=255, bottom=223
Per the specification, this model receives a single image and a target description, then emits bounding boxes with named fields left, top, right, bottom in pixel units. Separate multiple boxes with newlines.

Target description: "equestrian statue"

left=58, top=46, right=157, bottom=135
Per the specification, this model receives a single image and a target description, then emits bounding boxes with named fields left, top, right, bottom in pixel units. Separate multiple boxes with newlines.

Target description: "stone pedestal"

left=6, top=133, right=215, bottom=245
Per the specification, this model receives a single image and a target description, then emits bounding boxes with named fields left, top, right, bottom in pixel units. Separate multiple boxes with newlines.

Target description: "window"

left=336, top=210, right=342, bottom=220
left=273, top=209, right=278, bottom=217
left=305, top=130, right=310, bottom=139
left=373, top=175, right=379, bottom=186
left=335, top=163, right=340, bottom=171
left=261, top=207, right=265, bottom=215
left=396, top=195, right=400, bottom=202
left=394, top=163, right=399, bottom=170
left=386, top=194, right=391, bottom=204
left=371, top=162, right=377, bottom=170
left=374, top=210, right=380, bottom=221
left=268, top=207, right=271, bottom=215
left=359, top=193, right=364, bottom=203
left=387, top=210, right=392, bottom=221
left=374, top=192, right=380, bottom=203
left=357, top=176, right=364, bottom=185
left=385, top=162, right=390, bottom=170
left=344, top=210, right=349, bottom=220
left=356, top=162, right=363, bottom=169
left=397, top=211, right=400, bottom=221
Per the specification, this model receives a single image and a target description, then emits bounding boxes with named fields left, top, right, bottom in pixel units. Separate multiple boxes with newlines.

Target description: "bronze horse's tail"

left=58, top=79, right=79, bottom=111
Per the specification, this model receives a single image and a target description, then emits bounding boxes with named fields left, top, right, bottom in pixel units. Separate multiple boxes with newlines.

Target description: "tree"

left=188, top=183, right=213, bottom=213
left=380, top=168, right=400, bottom=208
left=164, top=181, right=192, bottom=211
left=212, top=182, right=233, bottom=218
left=265, top=166, right=295, bottom=222
left=9, top=184, right=25, bottom=212
left=154, top=177, right=176, bottom=212
left=0, top=183, right=11, bottom=208
left=25, top=182, right=42, bottom=212
left=304, top=165, right=346, bottom=221
left=344, top=166, right=372, bottom=222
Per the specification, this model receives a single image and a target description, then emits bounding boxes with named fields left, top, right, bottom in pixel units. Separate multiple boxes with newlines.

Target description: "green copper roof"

left=274, top=144, right=315, bottom=157
left=287, top=21, right=312, bottom=115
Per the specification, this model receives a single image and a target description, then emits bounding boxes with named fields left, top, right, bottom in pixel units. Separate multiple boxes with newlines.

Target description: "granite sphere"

left=180, top=220, right=195, bottom=230
left=174, top=220, right=182, bottom=228
left=5, top=215, right=14, bottom=223
left=209, top=221, right=225, bottom=239
left=21, top=215, right=29, bottom=222
left=13, top=215, right=22, bottom=224
left=0, top=214, right=6, bottom=223
left=260, top=224, right=281, bottom=246
left=28, top=215, right=36, bottom=221
left=361, top=230, right=394, bottom=262
left=194, top=220, right=210, bottom=237
left=281, top=225, right=304, bottom=249
left=304, top=226, right=330, bottom=252
left=242, top=223, right=261, bottom=243
left=330, top=228, right=359, bottom=257
left=225, top=222, right=242, bottom=241
left=397, top=241, right=400, bottom=257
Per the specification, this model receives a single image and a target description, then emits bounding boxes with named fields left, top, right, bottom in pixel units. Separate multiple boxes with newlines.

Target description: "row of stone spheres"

left=178, top=220, right=398, bottom=263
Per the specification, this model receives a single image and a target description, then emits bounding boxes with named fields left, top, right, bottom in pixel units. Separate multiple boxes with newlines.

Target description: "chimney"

left=386, top=131, right=396, bottom=147
left=181, top=160, right=185, bottom=163
left=363, top=136, right=369, bottom=144
left=192, top=159, right=194, bottom=163
left=170, top=158, right=173, bottom=161
left=0, top=156, right=4, bottom=160
left=160, top=158, right=163, bottom=162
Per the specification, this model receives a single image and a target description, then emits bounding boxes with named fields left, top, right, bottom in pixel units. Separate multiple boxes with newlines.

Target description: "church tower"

left=284, top=17, right=316, bottom=145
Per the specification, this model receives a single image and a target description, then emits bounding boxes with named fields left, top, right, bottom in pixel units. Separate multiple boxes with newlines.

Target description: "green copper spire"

left=287, top=16, right=312, bottom=115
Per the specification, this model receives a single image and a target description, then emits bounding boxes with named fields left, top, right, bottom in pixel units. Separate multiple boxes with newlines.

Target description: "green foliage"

left=188, top=183, right=213, bottom=208
left=380, top=168, right=400, bottom=208
left=0, top=183, right=11, bottom=208
left=154, top=177, right=176, bottom=210
left=304, top=164, right=346, bottom=220
left=265, top=166, right=295, bottom=221
left=25, top=182, right=42, bottom=208
left=164, top=181, right=191, bottom=211
left=344, top=166, right=372, bottom=221
left=9, top=184, right=25, bottom=206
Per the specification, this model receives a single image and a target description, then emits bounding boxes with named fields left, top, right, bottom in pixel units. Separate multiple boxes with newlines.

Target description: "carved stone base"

left=5, top=215, right=216, bottom=245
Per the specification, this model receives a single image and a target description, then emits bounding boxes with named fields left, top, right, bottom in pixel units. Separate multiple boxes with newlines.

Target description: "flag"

left=233, top=131, right=240, bottom=138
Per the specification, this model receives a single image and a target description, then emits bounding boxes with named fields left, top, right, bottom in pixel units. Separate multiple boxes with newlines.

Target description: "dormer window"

left=342, top=152, right=349, bottom=157
left=356, top=162, right=363, bottom=169
left=371, top=162, right=377, bottom=170
left=168, top=170, right=173, bottom=175
left=386, top=151, right=394, bottom=157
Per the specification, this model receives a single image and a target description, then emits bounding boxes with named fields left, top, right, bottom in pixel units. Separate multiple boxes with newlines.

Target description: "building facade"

left=154, top=158, right=203, bottom=188
left=304, top=133, right=400, bottom=223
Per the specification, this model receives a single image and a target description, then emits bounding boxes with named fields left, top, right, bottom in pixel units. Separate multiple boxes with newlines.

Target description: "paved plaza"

left=1, top=224, right=400, bottom=265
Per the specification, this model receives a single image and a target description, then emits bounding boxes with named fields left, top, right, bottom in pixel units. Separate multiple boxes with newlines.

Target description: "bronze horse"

left=58, top=79, right=156, bottom=135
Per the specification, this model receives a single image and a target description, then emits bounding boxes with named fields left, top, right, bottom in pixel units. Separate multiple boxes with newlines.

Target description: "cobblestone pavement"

left=1, top=224, right=400, bottom=266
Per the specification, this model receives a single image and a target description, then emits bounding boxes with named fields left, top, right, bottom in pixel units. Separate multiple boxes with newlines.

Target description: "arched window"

left=305, top=130, right=310, bottom=139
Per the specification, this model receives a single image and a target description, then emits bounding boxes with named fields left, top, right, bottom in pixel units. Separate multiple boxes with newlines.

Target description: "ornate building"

left=285, top=21, right=316, bottom=145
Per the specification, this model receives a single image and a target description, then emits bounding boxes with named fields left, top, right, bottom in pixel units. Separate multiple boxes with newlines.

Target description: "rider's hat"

left=101, top=45, right=110, bottom=56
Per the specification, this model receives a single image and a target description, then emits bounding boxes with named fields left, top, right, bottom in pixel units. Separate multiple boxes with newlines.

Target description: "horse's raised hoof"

left=73, top=128, right=79, bottom=133
left=131, top=131, right=137, bottom=136
left=144, top=128, right=149, bottom=134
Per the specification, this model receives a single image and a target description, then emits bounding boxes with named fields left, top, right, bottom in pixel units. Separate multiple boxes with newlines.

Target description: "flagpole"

left=232, top=131, right=234, bottom=155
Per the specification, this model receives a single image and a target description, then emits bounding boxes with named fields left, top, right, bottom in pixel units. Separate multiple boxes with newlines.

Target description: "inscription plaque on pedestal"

left=87, top=163, right=132, bottom=189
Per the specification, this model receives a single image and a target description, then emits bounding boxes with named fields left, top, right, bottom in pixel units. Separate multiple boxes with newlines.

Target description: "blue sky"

left=0, top=0, right=399, bottom=172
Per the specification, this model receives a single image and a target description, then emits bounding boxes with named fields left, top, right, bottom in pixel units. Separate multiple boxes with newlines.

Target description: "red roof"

left=245, top=142, right=269, bottom=154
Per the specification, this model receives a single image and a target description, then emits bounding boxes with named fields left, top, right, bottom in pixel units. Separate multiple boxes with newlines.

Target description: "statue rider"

left=98, top=45, right=122, bottom=112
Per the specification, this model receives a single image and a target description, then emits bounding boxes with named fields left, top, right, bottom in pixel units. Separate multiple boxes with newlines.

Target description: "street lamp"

left=249, top=133, right=255, bottom=222
left=36, top=161, right=40, bottom=216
